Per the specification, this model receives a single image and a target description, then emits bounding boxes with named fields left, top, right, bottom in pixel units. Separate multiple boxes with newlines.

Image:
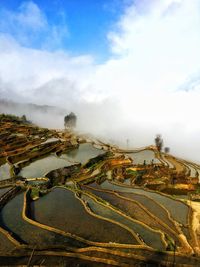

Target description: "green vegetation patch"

left=194, top=185, right=200, bottom=194
left=84, top=151, right=113, bottom=169
left=0, top=113, right=30, bottom=124
left=165, top=234, right=176, bottom=251
left=126, top=169, right=138, bottom=176
left=30, top=187, right=40, bottom=200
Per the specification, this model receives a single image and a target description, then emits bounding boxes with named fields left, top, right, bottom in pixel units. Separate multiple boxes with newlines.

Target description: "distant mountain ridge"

left=0, top=99, right=67, bottom=128
left=0, top=99, right=66, bottom=114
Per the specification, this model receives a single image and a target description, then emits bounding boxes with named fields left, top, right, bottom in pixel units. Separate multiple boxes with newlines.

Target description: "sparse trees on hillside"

left=155, top=134, right=163, bottom=152
left=0, top=113, right=30, bottom=124
left=64, top=112, right=77, bottom=130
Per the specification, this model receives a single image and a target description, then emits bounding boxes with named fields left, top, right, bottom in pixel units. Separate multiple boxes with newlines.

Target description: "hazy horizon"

left=1, top=0, right=200, bottom=163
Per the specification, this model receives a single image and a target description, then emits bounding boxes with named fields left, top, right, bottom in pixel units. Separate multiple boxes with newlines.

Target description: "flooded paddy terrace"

left=31, top=187, right=137, bottom=245
left=98, top=180, right=189, bottom=226
left=0, top=116, right=199, bottom=265
left=0, top=191, right=86, bottom=248
left=126, top=149, right=161, bottom=165
left=0, top=163, right=12, bottom=180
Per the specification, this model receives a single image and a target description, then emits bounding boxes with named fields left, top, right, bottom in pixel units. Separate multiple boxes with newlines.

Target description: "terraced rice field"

left=0, top=163, right=11, bottom=180
left=126, top=150, right=160, bottom=165
left=99, top=180, right=189, bottom=225
left=0, top=192, right=85, bottom=248
left=0, top=117, right=199, bottom=266
left=0, top=187, right=12, bottom=197
left=81, top=192, right=165, bottom=250
left=60, top=143, right=104, bottom=164
left=19, top=154, right=73, bottom=178
left=31, top=187, right=137, bottom=245
left=83, top=185, right=181, bottom=246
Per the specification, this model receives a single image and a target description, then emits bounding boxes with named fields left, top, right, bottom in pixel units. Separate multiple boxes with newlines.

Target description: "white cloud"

left=0, top=1, right=47, bottom=31
left=0, top=37, right=94, bottom=103
left=104, top=0, right=200, bottom=94
left=13, top=1, right=47, bottom=30
left=1, top=0, right=200, bottom=162
left=0, top=1, right=68, bottom=48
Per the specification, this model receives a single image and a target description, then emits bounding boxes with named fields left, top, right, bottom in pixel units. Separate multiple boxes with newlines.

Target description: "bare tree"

left=164, top=147, right=170, bottom=153
left=64, top=112, right=77, bottom=130
left=155, top=134, right=163, bottom=152
left=21, top=115, right=27, bottom=122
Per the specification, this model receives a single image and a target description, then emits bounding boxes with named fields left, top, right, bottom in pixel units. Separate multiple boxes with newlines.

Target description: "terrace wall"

left=0, top=186, right=21, bottom=209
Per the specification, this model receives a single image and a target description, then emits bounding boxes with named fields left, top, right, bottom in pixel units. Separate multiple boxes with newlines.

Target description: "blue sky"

left=0, top=0, right=129, bottom=61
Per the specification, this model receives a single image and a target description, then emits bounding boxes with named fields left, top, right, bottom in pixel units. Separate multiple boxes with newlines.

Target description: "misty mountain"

left=0, top=99, right=68, bottom=129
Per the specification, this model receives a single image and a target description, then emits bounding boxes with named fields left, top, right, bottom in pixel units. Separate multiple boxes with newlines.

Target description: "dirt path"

left=165, top=155, right=185, bottom=173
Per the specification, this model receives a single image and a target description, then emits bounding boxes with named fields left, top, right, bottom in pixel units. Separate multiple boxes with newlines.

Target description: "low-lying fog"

left=1, top=97, right=200, bottom=164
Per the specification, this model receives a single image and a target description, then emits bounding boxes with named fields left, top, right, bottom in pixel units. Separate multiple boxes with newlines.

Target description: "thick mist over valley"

left=0, top=99, right=67, bottom=129
left=1, top=98, right=200, bottom=164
